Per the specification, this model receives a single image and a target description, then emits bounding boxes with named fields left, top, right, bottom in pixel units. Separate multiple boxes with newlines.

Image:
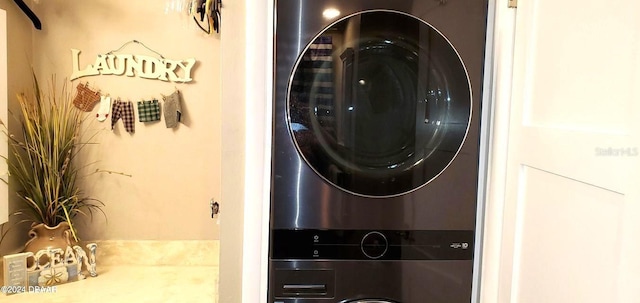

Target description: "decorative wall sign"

left=2, top=253, right=30, bottom=295
left=1, top=243, right=98, bottom=294
left=70, top=41, right=197, bottom=83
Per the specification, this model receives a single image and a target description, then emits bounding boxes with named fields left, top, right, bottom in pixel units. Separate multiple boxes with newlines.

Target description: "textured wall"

left=22, top=0, right=221, bottom=243
left=0, top=0, right=35, bottom=255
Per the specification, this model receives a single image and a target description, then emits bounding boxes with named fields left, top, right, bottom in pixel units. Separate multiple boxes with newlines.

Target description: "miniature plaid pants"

left=111, top=100, right=135, bottom=133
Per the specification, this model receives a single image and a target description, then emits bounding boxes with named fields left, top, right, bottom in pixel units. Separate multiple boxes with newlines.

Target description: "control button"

left=361, top=231, right=388, bottom=259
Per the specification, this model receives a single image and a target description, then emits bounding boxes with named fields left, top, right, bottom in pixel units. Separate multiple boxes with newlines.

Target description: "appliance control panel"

left=270, top=229, right=474, bottom=260
left=360, top=231, right=388, bottom=259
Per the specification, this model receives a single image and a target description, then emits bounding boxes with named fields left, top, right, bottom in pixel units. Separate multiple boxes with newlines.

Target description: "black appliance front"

left=270, top=0, right=488, bottom=302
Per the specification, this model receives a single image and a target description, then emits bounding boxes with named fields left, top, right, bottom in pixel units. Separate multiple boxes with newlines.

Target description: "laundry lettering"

left=70, top=49, right=196, bottom=83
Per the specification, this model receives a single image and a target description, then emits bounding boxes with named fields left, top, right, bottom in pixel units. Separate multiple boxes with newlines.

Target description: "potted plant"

left=0, top=74, right=105, bottom=255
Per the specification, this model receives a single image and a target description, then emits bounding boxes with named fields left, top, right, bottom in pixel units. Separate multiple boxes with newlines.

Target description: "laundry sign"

left=70, top=49, right=196, bottom=83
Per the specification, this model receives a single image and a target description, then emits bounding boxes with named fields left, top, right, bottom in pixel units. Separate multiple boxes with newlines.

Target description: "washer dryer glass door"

left=288, top=10, right=471, bottom=197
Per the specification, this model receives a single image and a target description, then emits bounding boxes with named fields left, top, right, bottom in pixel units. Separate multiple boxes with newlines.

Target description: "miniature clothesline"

left=72, top=84, right=184, bottom=131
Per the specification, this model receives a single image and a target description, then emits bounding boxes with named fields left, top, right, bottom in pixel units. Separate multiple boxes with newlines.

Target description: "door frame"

left=474, top=0, right=502, bottom=301
left=478, top=0, right=517, bottom=302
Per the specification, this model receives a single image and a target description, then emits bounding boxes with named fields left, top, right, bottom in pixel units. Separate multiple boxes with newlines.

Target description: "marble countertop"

left=2, top=265, right=219, bottom=303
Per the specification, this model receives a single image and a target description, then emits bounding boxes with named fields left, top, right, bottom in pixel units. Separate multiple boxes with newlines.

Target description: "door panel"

left=523, top=0, right=636, bottom=131
left=518, top=127, right=628, bottom=194
left=488, top=0, right=640, bottom=302
left=513, top=167, right=623, bottom=303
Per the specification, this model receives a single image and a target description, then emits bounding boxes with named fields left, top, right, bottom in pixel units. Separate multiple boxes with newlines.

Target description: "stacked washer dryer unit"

left=270, top=0, right=489, bottom=302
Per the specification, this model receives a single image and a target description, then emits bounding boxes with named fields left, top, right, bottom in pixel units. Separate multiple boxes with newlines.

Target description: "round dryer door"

left=287, top=10, right=471, bottom=197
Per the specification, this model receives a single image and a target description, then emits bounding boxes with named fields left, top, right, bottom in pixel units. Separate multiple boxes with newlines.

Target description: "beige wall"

left=1, top=0, right=221, bottom=252
left=0, top=9, right=7, bottom=224
left=0, top=0, right=35, bottom=255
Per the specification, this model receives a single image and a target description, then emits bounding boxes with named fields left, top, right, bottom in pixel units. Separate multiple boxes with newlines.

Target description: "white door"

left=483, top=0, right=640, bottom=302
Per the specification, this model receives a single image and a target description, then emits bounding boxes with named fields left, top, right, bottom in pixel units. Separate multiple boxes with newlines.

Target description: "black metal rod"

left=13, top=0, right=42, bottom=30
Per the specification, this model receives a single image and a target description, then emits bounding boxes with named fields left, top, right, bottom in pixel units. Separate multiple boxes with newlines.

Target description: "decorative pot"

left=23, top=222, right=76, bottom=266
